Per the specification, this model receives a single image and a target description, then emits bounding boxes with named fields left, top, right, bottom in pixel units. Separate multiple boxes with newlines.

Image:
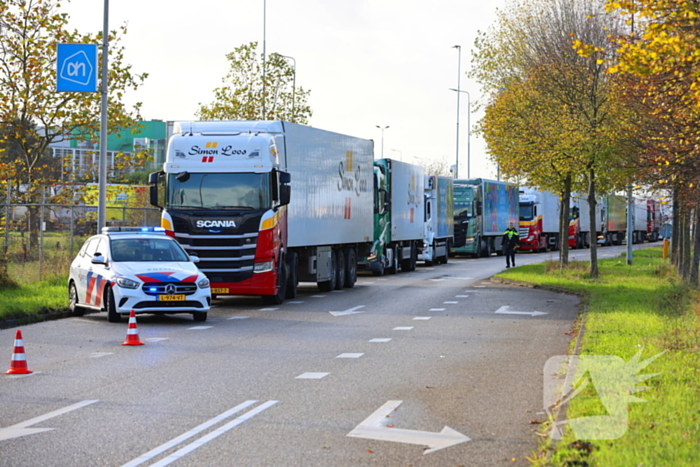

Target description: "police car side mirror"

left=91, top=255, right=107, bottom=265
left=189, top=255, right=200, bottom=263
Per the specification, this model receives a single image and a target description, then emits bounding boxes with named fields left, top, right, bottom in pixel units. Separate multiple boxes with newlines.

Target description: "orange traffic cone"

left=6, top=329, right=33, bottom=374
left=122, top=310, right=144, bottom=346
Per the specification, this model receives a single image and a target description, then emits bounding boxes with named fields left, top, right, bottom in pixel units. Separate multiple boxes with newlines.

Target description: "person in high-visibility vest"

left=502, top=222, right=520, bottom=268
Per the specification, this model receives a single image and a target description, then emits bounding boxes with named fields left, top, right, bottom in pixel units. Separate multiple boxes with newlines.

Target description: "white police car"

left=68, top=227, right=211, bottom=322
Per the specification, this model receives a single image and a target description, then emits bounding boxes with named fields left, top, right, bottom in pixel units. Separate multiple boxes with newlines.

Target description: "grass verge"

left=498, top=248, right=700, bottom=466
left=0, top=276, right=69, bottom=325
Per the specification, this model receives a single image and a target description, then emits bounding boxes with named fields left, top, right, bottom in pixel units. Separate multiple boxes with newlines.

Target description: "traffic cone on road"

left=6, top=329, right=33, bottom=374
left=122, top=310, right=144, bottom=346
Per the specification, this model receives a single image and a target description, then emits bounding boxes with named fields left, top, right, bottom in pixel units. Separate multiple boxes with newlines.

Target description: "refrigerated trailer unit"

left=149, top=121, right=374, bottom=304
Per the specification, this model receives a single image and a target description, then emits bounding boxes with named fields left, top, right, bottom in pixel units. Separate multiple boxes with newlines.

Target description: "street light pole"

left=452, top=45, right=461, bottom=179
left=449, top=88, right=470, bottom=179
left=272, top=53, right=296, bottom=121
left=262, top=0, right=267, bottom=120
left=376, top=125, right=389, bottom=158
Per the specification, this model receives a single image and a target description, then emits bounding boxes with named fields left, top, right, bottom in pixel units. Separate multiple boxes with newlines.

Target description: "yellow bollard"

left=662, top=239, right=670, bottom=259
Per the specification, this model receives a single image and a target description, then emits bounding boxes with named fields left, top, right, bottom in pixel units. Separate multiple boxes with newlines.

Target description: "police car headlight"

left=116, top=277, right=139, bottom=289
left=197, top=277, right=210, bottom=289
left=254, top=261, right=274, bottom=273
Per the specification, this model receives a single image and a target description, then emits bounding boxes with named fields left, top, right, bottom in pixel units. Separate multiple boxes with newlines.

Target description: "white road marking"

left=413, top=317, right=431, bottom=320
left=443, top=301, right=458, bottom=304
left=259, top=308, right=278, bottom=311
left=494, top=306, right=548, bottom=317
left=227, top=316, right=249, bottom=320
left=336, top=353, right=364, bottom=358
left=144, top=338, right=169, bottom=342
left=347, top=400, right=470, bottom=455
left=145, top=401, right=278, bottom=467
left=456, top=295, right=469, bottom=298
left=430, top=279, right=445, bottom=282
left=296, top=372, right=330, bottom=379
left=429, top=308, right=446, bottom=312
left=332, top=290, right=344, bottom=293
left=329, top=305, right=365, bottom=317
left=393, top=327, right=414, bottom=331
left=188, top=326, right=213, bottom=330
left=90, top=352, right=114, bottom=357
left=122, top=400, right=259, bottom=467
left=287, top=301, right=304, bottom=304
left=0, top=400, right=98, bottom=442
left=311, top=295, right=326, bottom=298
left=368, top=338, right=392, bottom=343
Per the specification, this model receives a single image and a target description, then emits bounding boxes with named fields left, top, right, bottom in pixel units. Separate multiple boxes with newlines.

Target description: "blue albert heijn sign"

left=56, top=44, right=98, bottom=92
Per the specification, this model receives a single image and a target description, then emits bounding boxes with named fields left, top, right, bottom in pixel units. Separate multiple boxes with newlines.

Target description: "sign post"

left=56, top=1, right=109, bottom=234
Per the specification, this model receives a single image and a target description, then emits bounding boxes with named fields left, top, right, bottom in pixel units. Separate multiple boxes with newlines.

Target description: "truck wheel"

left=344, top=248, right=357, bottom=288
left=318, top=250, right=336, bottom=292
left=68, top=282, right=86, bottom=317
left=105, top=286, right=121, bottom=323
left=335, top=249, right=346, bottom=290
left=262, top=261, right=287, bottom=305
left=285, top=252, right=298, bottom=299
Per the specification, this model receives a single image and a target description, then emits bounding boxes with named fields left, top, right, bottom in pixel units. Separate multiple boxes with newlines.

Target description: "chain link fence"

left=1, top=202, right=161, bottom=284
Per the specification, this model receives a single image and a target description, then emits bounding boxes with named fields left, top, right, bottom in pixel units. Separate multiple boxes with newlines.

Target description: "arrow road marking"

left=495, top=306, right=548, bottom=317
left=347, top=400, right=470, bottom=455
left=329, top=305, right=365, bottom=317
left=0, top=400, right=98, bottom=442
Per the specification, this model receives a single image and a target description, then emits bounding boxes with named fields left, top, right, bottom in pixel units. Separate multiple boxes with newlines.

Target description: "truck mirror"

left=476, top=201, right=483, bottom=216
left=279, top=171, right=291, bottom=184
left=280, top=185, right=291, bottom=206
left=149, top=171, right=164, bottom=208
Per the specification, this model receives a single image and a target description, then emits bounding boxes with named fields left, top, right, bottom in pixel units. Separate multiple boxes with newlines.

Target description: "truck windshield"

left=519, top=203, right=534, bottom=221
left=167, top=173, right=271, bottom=210
left=453, top=186, right=474, bottom=218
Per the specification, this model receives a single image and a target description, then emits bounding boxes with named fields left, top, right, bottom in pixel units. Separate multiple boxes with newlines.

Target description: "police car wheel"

left=68, top=282, right=86, bottom=317
left=105, top=287, right=121, bottom=323
left=192, top=311, right=207, bottom=322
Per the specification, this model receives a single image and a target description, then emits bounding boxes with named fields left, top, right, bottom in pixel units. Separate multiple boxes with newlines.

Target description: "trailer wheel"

left=285, top=252, right=298, bottom=299
left=318, top=250, right=336, bottom=292
left=344, top=248, right=357, bottom=288
left=335, top=249, right=346, bottom=290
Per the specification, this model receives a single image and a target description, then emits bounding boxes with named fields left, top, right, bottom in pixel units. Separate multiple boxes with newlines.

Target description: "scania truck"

left=149, top=121, right=374, bottom=304
left=362, top=159, right=425, bottom=275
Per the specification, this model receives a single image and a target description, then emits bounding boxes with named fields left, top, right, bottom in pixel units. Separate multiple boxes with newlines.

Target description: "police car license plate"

left=212, top=288, right=229, bottom=294
left=158, top=294, right=185, bottom=301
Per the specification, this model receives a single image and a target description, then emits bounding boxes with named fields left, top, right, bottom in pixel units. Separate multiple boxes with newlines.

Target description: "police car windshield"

left=110, top=238, right=190, bottom=262
left=167, top=173, right=271, bottom=210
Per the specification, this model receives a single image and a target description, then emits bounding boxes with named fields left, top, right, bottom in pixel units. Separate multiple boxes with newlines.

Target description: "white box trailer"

left=570, top=194, right=603, bottom=248
left=150, top=120, right=374, bottom=304
left=388, top=160, right=425, bottom=242
left=419, top=175, right=454, bottom=265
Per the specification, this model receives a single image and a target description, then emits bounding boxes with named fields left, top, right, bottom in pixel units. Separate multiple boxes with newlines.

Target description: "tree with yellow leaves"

left=0, top=0, right=147, bottom=250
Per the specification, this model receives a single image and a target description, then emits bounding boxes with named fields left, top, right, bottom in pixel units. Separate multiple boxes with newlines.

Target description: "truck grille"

left=175, top=232, right=257, bottom=283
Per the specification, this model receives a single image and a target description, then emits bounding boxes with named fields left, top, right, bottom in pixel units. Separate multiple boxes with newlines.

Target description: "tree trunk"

left=672, top=189, right=680, bottom=268
left=588, top=168, right=598, bottom=279
left=691, top=203, right=700, bottom=287
left=559, top=175, right=572, bottom=268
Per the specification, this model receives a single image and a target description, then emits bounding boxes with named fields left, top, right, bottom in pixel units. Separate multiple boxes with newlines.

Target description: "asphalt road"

left=0, top=244, right=653, bottom=466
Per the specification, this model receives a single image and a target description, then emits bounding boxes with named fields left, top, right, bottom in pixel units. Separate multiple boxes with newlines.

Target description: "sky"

left=64, top=0, right=507, bottom=179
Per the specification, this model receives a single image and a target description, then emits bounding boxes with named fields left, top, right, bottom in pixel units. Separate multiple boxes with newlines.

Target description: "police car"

left=68, top=227, right=211, bottom=322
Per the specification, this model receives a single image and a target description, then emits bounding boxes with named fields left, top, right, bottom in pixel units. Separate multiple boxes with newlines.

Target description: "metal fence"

left=1, top=202, right=161, bottom=283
